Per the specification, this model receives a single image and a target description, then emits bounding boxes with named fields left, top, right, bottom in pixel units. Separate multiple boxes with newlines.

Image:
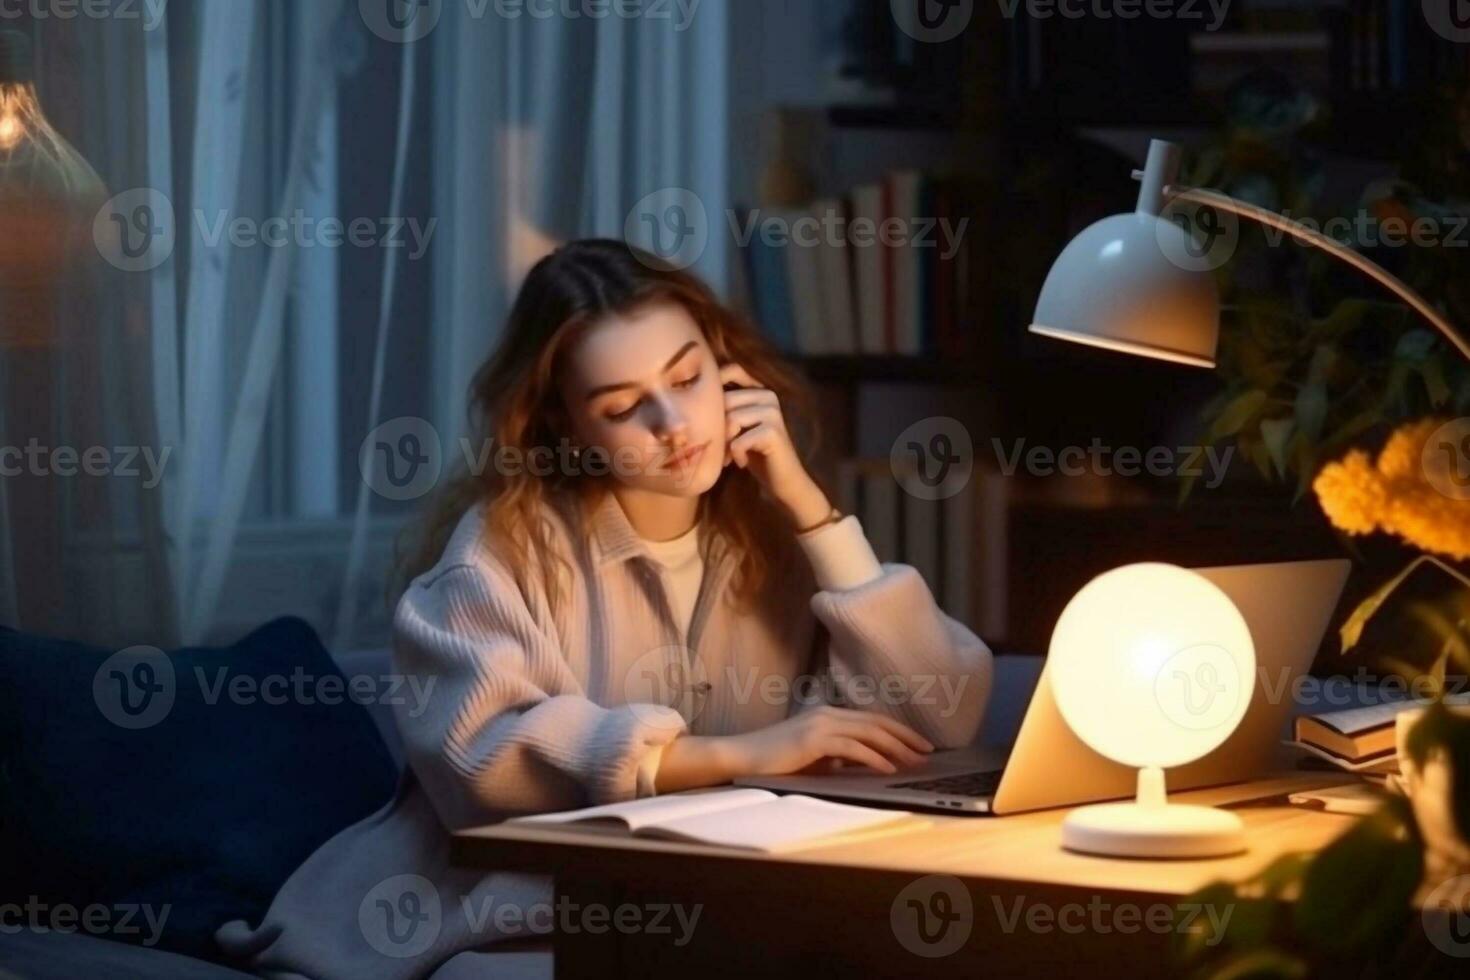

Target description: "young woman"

left=217, top=239, right=993, bottom=979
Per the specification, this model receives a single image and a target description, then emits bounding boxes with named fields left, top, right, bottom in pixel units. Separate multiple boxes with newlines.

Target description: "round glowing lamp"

left=1048, top=563, right=1256, bottom=858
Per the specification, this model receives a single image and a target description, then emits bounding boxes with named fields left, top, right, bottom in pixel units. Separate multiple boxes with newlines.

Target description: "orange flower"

left=1312, top=419, right=1470, bottom=560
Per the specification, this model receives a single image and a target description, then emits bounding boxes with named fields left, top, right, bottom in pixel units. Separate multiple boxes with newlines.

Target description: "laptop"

left=735, top=558, right=1350, bottom=815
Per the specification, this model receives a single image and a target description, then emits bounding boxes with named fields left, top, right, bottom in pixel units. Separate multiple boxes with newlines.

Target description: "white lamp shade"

left=1048, top=563, right=1255, bottom=771
left=1029, top=212, right=1221, bottom=369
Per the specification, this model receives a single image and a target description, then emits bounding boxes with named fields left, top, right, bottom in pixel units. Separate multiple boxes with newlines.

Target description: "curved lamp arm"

left=1170, top=185, right=1470, bottom=364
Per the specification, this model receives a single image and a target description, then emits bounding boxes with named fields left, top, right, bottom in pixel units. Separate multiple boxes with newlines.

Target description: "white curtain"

left=333, top=0, right=730, bottom=650
left=423, top=0, right=730, bottom=445
left=0, top=0, right=729, bottom=651
left=3, top=0, right=353, bottom=647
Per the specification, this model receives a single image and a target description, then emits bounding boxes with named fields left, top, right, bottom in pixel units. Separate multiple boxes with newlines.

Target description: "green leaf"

left=1421, top=356, right=1452, bottom=405
left=1292, top=801, right=1422, bottom=956
left=1394, top=328, right=1438, bottom=363
left=1294, top=381, right=1328, bottom=443
left=1339, top=557, right=1436, bottom=654
left=1255, top=852, right=1315, bottom=897
left=1241, top=359, right=1293, bottom=391
left=1291, top=436, right=1317, bottom=504
left=1311, top=299, right=1377, bottom=339
left=1241, top=434, right=1274, bottom=480
left=1317, top=408, right=1383, bottom=457
left=1259, top=418, right=1295, bottom=480
left=1381, top=362, right=1412, bottom=416
left=1176, top=854, right=1313, bottom=961
left=1173, top=881, right=1254, bottom=964
left=1346, top=557, right=1470, bottom=657
left=1402, top=703, right=1470, bottom=845
left=1431, top=647, right=1452, bottom=692
left=1305, top=344, right=1337, bottom=385
left=1210, top=389, right=1269, bottom=442
left=1407, top=601, right=1470, bottom=674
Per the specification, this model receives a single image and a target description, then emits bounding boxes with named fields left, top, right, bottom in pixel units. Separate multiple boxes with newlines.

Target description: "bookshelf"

left=737, top=0, right=1467, bottom=643
left=826, top=98, right=1222, bottom=134
left=770, top=2, right=1470, bottom=398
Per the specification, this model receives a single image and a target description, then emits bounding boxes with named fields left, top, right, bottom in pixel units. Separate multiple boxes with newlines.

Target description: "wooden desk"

left=453, top=774, right=1362, bottom=979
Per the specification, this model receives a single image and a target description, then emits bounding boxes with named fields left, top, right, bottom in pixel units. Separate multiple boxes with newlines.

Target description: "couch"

left=0, top=618, right=1043, bottom=980
left=0, top=618, right=560, bottom=979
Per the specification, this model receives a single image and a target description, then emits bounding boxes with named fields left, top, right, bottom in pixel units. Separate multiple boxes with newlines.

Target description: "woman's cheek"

left=604, top=431, right=644, bottom=472
left=594, top=418, right=634, bottom=451
left=699, top=382, right=728, bottom=448
left=600, top=426, right=666, bottom=475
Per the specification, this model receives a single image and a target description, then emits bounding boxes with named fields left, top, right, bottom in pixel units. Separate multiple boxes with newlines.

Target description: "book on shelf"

left=839, top=460, right=975, bottom=625
left=736, top=169, right=973, bottom=360
left=850, top=182, right=886, bottom=355
left=1333, top=0, right=1468, bottom=94
left=1189, top=30, right=1332, bottom=97
left=740, top=212, right=796, bottom=353
left=812, top=196, right=857, bottom=355
left=889, top=170, right=922, bottom=356
left=880, top=176, right=896, bottom=355
left=777, top=205, right=826, bottom=356
left=508, top=787, right=925, bottom=854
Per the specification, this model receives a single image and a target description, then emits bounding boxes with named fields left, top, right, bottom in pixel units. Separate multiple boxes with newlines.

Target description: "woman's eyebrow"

left=584, top=340, right=699, bottom=402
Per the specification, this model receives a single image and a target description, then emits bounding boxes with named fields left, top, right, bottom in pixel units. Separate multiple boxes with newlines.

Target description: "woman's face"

left=557, top=300, right=727, bottom=498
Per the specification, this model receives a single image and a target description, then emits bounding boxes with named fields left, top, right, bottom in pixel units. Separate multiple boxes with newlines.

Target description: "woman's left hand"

left=720, top=362, right=833, bottom=530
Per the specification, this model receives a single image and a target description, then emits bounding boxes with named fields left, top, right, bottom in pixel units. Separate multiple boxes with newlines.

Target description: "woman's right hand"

left=654, top=707, right=936, bottom=793
left=726, top=706, right=935, bottom=776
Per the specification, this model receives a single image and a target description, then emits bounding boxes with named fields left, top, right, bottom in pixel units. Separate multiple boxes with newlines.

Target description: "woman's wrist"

left=653, top=734, right=745, bottom=793
left=779, top=476, right=834, bottom=532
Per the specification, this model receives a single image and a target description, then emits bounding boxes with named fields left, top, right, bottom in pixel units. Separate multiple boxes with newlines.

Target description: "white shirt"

left=634, top=514, right=884, bottom=795
left=639, top=520, right=705, bottom=641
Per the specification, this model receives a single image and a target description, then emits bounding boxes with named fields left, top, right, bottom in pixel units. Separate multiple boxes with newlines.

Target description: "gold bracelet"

left=795, top=507, right=844, bottom=535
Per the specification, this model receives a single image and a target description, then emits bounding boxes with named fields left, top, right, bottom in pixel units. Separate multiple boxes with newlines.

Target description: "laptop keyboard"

left=888, top=768, right=1004, bottom=798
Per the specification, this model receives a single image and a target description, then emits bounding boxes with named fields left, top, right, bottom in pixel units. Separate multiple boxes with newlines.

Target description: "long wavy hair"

left=395, top=238, right=827, bottom=618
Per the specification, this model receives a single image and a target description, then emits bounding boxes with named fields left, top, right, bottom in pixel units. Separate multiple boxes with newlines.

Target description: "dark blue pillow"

left=0, top=617, right=399, bottom=960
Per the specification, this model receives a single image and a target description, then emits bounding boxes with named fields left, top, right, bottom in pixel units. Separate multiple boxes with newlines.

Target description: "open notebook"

left=509, top=788, right=926, bottom=854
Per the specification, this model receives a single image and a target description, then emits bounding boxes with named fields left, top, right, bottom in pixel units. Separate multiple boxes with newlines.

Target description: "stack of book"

left=1289, top=702, right=1402, bottom=777
left=1286, top=694, right=1470, bottom=779
left=736, top=170, right=972, bottom=358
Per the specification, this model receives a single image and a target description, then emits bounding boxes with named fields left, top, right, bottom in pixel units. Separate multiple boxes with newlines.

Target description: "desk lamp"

left=1029, top=139, right=1470, bottom=367
left=1049, top=563, right=1255, bottom=858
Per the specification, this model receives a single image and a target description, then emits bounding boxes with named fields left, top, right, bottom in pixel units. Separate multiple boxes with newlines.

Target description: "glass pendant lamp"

left=0, top=29, right=107, bottom=348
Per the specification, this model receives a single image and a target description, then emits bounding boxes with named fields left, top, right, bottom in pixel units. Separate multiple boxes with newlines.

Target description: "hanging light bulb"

left=0, top=31, right=104, bottom=198
left=0, top=29, right=107, bottom=348
left=0, top=95, right=25, bottom=151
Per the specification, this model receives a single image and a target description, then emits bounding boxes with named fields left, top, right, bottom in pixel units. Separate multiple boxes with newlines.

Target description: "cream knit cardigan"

left=216, top=492, right=993, bottom=979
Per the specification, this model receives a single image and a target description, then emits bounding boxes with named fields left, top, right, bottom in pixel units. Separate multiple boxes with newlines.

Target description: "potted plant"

left=1175, top=418, right=1470, bottom=978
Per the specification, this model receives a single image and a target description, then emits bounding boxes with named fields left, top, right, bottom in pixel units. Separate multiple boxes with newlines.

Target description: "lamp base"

left=1061, top=801, right=1246, bottom=858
